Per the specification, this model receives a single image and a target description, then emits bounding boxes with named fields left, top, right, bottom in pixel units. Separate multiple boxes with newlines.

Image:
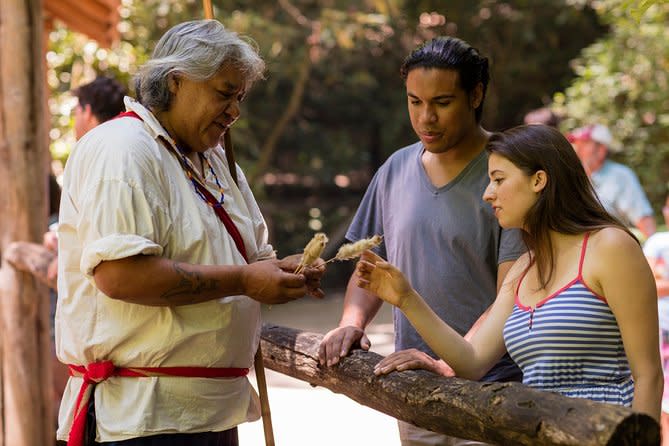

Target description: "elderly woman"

left=55, top=20, right=323, bottom=446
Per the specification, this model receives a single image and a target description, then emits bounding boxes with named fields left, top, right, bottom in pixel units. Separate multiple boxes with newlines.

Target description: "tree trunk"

left=260, top=324, right=659, bottom=446
left=0, top=0, right=53, bottom=445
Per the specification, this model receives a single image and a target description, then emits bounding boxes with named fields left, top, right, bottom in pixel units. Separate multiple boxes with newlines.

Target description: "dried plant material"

left=294, top=232, right=329, bottom=274
left=326, top=235, right=383, bottom=263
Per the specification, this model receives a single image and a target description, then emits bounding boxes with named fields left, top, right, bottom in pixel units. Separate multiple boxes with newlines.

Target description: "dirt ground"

left=238, top=291, right=401, bottom=446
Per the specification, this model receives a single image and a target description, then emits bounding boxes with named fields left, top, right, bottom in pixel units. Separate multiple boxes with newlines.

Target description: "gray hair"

left=135, top=19, right=265, bottom=111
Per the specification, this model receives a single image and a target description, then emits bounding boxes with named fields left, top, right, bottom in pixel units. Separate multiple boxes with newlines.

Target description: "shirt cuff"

left=81, top=234, right=163, bottom=276
left=252, top=245, right=276, bottom=262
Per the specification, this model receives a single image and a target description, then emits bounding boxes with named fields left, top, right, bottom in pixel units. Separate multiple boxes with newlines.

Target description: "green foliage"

left=554, top=0, right=669, bottom=209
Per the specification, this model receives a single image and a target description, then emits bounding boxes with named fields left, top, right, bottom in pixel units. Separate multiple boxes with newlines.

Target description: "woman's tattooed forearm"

left=160, top=262, right=219, bottom=302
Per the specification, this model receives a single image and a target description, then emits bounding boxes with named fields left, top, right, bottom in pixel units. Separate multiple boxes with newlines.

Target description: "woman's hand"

left=374, top=349, right=456, bottom=377
left=355, top=250, right=415, bottom=310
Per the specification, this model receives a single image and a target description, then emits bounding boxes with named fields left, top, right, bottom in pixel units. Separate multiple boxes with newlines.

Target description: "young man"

left=318, top=37, right=525, bottom=445
left=569, top=124, right=656, bottom=240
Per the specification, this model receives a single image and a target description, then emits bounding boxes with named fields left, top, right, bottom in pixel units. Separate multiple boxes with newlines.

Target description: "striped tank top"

left=503, top=233, right=634, bottom=406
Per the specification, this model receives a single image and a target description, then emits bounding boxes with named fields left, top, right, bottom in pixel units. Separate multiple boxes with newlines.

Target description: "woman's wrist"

left=399, top=289, right=421, bottom=314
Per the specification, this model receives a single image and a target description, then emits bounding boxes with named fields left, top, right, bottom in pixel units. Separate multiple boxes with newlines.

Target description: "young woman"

left=357, top=124, right=662, bottom=422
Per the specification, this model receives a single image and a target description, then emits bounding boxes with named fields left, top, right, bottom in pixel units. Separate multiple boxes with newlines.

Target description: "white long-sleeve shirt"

left=56, top=97, right=274, bottom=441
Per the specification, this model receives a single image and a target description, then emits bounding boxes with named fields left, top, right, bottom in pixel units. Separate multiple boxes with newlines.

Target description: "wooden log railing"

left=260, top=324, right=660, bottom=446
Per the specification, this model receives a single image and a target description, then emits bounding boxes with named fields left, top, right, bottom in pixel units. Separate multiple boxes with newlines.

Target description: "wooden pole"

left=223, top=115, right=274, bottom=446
left=200, top=2, right=274, bottom=444
left=253, top=349, right=275, bottom=446
left=0, top=0, right=53, bottom=445
left=203, top=0, right=213, bottom=19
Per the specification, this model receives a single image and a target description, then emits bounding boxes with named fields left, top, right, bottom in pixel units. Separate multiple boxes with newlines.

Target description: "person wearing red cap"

left=569, top=124, right=656, bottom=240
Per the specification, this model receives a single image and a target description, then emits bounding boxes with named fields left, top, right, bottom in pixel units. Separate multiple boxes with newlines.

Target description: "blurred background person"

left=642, top=194, right=669, bottom=445
left=523, top=106, right=560, bottom=128
left=568, top=124, right=656, bottom=241
left=71, top=75, right=127, bottom=140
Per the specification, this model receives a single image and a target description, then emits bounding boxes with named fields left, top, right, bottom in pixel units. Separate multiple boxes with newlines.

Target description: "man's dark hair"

left=72, top=76, right=127, bottom=122
left=400, top=37, right=489, bottom=123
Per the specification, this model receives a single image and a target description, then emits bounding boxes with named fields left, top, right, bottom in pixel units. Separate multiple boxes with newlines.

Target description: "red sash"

left=67, top=361, right=249, bottom=446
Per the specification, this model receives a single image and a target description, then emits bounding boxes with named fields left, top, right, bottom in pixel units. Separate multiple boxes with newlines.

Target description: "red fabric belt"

left=66, top=361, right=249, bottom=446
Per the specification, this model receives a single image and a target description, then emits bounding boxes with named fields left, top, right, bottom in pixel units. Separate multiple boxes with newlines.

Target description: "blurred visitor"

left=569, top=124, right=656, bottom=240
left=642, top=195, right=669, bottom=445
left=523, top=106, right=560, bottom=127
left=71, top=75, right=127, bottom=139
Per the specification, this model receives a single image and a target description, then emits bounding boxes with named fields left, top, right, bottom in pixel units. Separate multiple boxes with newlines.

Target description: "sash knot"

left=84, top=360, right=116, bottom=384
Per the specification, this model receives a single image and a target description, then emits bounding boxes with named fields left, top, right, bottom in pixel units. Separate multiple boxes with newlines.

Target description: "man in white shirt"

left=55, top=20, right=324, bottom=446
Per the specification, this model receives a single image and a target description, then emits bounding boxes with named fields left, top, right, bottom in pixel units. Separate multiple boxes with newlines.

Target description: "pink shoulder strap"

left=577, top=233, right=591, bottom=277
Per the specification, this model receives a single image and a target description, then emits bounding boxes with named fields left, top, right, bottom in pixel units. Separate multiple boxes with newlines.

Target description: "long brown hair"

left=486, top=124, right=636, bottom=289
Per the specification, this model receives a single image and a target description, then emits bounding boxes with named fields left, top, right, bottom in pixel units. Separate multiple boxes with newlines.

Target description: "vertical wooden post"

left=203, top=0, right=213, bottom=19
left=0, top=0, right=53, bottom=444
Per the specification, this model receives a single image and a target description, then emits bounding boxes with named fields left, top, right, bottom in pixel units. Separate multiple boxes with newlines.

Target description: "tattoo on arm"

left=161, top=262, right=219, bottom=302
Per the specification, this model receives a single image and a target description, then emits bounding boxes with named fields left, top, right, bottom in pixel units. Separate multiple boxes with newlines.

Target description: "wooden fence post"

left=0, top=0, right=53, bottom=444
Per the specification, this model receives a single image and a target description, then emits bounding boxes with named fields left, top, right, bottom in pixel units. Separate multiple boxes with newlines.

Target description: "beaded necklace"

left=167, top=139, right=248, bottom=262
left=167, top=135, right=226, bottom=208
left=183, top=151, right=226, bottom=207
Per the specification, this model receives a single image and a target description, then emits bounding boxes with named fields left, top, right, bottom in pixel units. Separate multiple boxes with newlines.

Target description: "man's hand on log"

left=319, top=325, right=370, bottom=367
left=374, top=348, right=455, bottom=377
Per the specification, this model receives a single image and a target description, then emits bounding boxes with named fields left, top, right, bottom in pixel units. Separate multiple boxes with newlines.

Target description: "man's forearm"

left=339, top=273, right=383, bottom=328
left=93, top=255, right=245, bottom=306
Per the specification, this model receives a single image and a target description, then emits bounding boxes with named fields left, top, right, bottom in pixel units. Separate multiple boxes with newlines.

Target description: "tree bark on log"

left=0, top=0, right=53, bottom=445
left=260, top=324, right=659, bottom=446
